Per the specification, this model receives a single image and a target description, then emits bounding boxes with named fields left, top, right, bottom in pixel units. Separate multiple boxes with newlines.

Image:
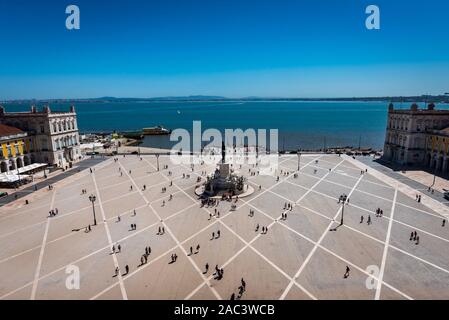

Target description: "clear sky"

left=0, top=0, right=448, bottom=100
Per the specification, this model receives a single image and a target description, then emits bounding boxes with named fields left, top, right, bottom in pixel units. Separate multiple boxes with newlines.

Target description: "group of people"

left=360, top=215, right=372, bottom=225
left=415, top=194, right=422, bottom=203
left=211, top=230, right=221, bottom=240
left=188, top=244, right=201, bottom=256
left=157, top=226, right=166, bottom=235
left=230, top=278, right=247, bottom=300
left=283, top=202, right=293, bottom=211
left=208, top=209, right=221, bottom=220
left=111, top=243, right=122, bottom=254
left=375, top=207, right=384, bottom=217
left=410, top=231, right=420, bottom=245
left=279, top=170, right=292, bottom=177
left=48, top=208, right=59, bottom=217
left=201, top=198, right=219, bottom=208
left=114, top=264, right=129, bottom=277
left=213, top=265, right=224, bottom=280
left=140, top=246, right=152, bottom=266
left=81, top=189, right=88, bottom=194
left=170, top=253, right=179, bottom=263
left=255, top=224, right=268, bottom=234
left=338, top=194, right=348, bottom=204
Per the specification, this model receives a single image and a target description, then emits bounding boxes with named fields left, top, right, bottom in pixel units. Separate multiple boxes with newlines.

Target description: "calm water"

left=4, top=101, right=448, bottom=150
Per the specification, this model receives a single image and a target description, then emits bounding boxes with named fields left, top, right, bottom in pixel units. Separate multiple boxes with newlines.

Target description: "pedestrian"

left=114, top=267, right=119, bottom=277
left=204, top=263, right=209, bottom=274
left=443, top=219, right=446, bottom=227
left=189, top=246, right=193, bottom=255
left=125, top=265, right=129, bottom=275
left=344, top=265, right=350, bottom=278
left=367, top=215, right=371, bottom=225
left=360, top=216, right=364, bottom=223
left=117, top=244, right=121, bottom=253
left=196, top=244, right=200, bottom=253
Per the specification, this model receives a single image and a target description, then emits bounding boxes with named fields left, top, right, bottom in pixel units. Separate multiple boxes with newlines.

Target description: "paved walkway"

left=2, top=154, right=449, bottom=300
left=0, top=157, right=108, bottom=207
left=354, top=156, right=449, bottom=208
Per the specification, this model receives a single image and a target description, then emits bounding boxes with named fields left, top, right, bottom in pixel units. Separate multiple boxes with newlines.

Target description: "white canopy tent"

left=0, top=172, right=30, bottom=183
left=15, top=163, right=47, bottom=174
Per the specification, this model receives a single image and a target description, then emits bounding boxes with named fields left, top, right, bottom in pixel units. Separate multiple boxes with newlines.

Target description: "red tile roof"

left=0, top=124, right=24, bottom=137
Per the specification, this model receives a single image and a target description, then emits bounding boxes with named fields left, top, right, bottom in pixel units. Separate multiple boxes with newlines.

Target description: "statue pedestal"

left=218, top=163, right=230, bottom=178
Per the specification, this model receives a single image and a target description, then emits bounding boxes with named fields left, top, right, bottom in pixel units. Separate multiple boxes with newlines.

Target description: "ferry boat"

left=142, top=126, right=172, bottom=135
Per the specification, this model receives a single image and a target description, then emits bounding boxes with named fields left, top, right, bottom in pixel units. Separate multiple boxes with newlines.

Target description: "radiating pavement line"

left=30, top=188, right=56, bottom=299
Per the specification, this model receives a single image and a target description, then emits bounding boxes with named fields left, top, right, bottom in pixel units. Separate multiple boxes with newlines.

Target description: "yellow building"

left=0, top=124, right=32, bottom=173
left=424, top=127, right=449, bottom=174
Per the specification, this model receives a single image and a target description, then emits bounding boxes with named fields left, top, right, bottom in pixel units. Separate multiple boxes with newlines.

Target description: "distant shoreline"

left=2, top=95, right=449, bottom=104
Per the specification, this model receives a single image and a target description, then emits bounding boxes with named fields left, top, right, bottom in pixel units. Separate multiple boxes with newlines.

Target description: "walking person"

left=344, top=266, right=350, bottom=278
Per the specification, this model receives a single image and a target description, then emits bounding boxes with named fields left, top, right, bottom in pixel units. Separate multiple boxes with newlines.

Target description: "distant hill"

left=2, top=95, right=449, bottom=104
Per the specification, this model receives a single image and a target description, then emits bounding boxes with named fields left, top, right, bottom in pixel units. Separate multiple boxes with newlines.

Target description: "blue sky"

left=0, top=0, right=448, bottom=99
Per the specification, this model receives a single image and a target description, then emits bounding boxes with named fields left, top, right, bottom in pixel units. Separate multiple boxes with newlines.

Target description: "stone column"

left=442, top=155, right=447, bottom=172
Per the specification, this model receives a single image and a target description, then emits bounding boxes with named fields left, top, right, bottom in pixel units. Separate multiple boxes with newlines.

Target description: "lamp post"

left=297, top=149, right=301, bottom=171
left=89, top=194, right=97, bottom=226
left=156, top=154, right=160, bottom=171
left=340, top=200, right=345, bottom=226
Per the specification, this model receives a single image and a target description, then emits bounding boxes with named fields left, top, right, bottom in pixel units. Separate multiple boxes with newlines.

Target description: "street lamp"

left=297, top=149, right=301, bottom=171
left=89, top=194, right=97, bottom=226
left=340, top=200, right=345, bottom=226
left=156, top=154, right=160, bottom=171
